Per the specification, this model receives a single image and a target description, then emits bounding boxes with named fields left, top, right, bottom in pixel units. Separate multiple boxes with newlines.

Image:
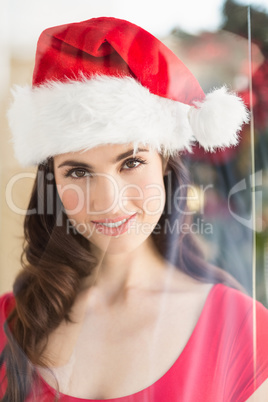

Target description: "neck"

left=81, top=237, right=169, bottom=305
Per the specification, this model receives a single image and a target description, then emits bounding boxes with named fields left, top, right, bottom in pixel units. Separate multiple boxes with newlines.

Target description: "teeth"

left=99, top=218, right=128, bottom=228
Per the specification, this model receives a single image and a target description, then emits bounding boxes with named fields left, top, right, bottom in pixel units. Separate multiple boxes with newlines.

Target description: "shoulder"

left=206, top=283, right=268, bottom=342
left=207, top=283, right=268, bottom=318
left=196, top=283, right=268, bottom=373
left=0, top=292, right=15, bottom=351
left=208, top=284, right=268, bottom=401
left=0, top=292, right=15, bottom=319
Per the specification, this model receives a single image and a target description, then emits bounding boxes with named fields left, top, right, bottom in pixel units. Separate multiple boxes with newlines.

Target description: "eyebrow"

left=57, top=147, right=149, bottom=169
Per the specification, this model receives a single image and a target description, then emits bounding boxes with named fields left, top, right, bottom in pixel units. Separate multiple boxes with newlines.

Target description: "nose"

left=89, top=173, right=120, bottom=214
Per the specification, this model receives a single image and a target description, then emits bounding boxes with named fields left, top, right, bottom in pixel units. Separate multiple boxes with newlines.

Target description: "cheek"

left=137, top=174, right=166, bottom=216
left=57, top=185, right=86, bottom=216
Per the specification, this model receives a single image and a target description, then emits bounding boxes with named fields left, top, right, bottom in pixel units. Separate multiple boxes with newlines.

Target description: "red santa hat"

left=8, top=17, right=249, bottom=166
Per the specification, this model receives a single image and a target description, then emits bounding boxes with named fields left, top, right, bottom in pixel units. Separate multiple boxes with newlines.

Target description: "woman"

left=1, top=17, right=268, bottom=401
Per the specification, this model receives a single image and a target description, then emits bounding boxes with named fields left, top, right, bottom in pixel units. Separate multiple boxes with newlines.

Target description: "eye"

left=122, top=157, right=147, bottom=170
left=64, top=168, right=92, bottom=179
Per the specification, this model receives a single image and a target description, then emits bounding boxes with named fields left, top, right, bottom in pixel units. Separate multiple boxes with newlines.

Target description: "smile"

left=92, top=213, right=137, bottom=236
left=97, top=218, right=128, bottom=228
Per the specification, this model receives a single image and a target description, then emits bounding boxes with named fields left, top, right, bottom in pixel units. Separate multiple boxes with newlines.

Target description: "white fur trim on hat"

left=7, top=75, right=249, bottom=166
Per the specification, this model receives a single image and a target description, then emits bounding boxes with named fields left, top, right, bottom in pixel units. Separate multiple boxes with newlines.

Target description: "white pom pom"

left=188, top=86, right=250, bottom=151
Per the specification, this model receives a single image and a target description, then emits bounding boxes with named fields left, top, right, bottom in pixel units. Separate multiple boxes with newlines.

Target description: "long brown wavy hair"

left=0, top=154, right=243, bottom=401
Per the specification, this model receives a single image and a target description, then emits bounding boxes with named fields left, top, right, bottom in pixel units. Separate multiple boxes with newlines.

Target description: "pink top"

left=1, top=283, right=268, bottom=401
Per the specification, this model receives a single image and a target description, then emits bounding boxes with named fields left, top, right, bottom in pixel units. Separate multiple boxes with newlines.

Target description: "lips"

left=92, top=215, right=134, bottom=224
left=91, top=213, right=137, bottom=236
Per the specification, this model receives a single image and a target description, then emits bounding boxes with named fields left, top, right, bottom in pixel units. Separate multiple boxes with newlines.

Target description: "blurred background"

left=1, top=0, right=268, bottom=305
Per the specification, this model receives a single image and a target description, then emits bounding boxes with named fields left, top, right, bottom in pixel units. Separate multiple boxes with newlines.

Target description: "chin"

left=88, top=232, right=151, bottom=256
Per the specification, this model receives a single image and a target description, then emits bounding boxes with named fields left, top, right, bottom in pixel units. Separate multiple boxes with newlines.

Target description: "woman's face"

left=54, top=143, right=166, bottom=255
